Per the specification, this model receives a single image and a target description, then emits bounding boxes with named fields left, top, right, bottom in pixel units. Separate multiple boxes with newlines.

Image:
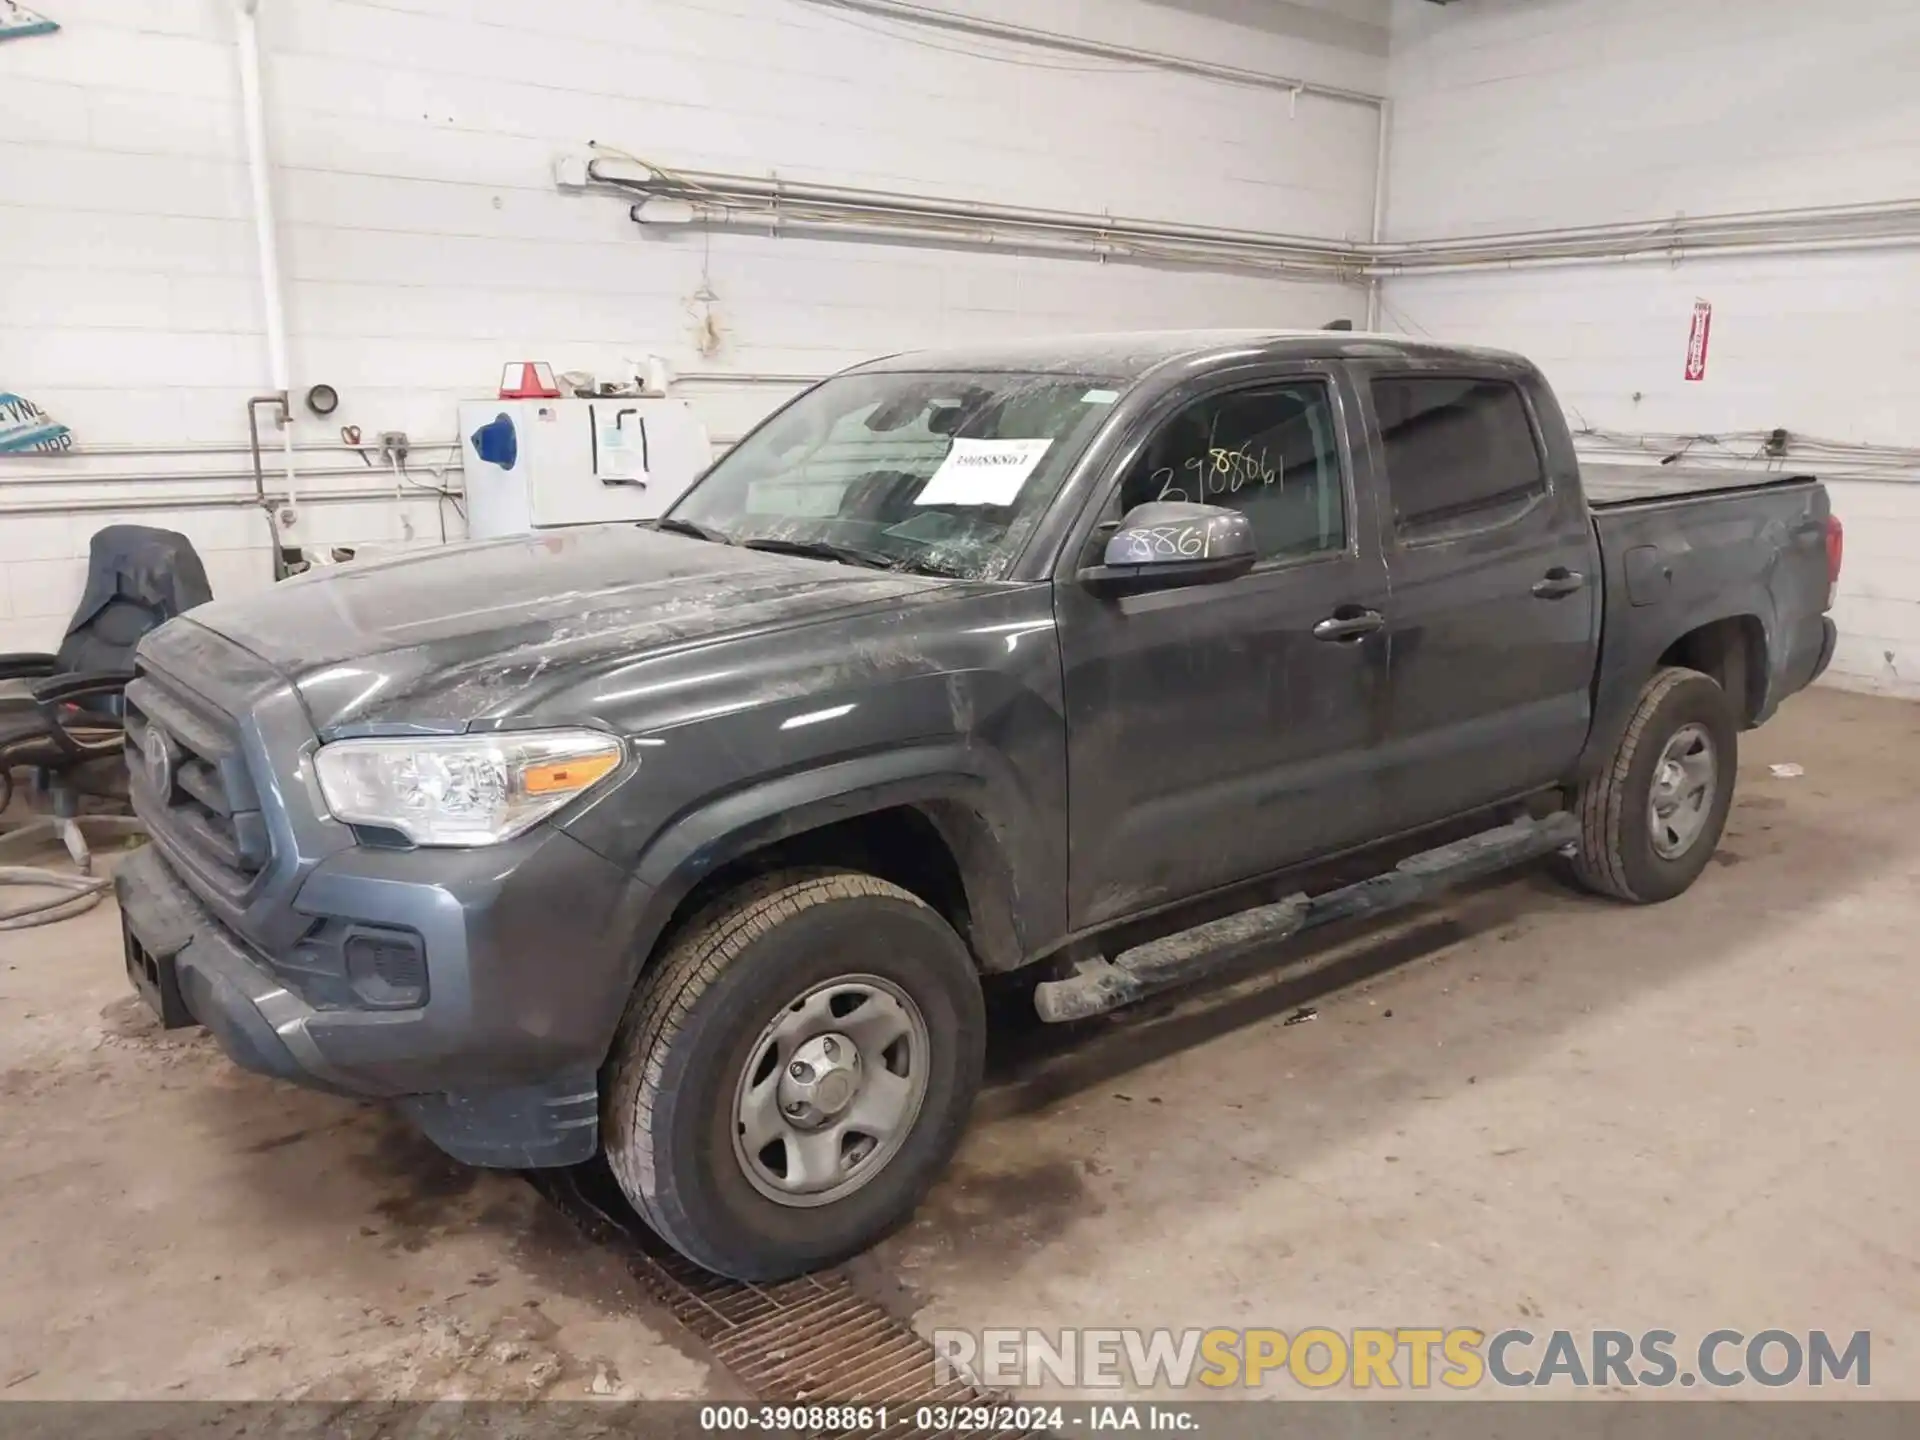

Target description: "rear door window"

left=1371, top=377, right=1547, bottom=538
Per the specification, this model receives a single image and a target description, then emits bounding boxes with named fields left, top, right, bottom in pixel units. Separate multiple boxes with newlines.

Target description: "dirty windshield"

left=665, top=371, right=1123, bottom=579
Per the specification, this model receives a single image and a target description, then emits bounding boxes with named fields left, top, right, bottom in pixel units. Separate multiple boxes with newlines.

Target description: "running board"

left=1033, top=812, right=1581, bottom=1024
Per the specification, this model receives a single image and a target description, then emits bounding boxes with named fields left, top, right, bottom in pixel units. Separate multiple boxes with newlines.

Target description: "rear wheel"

left=603, top=870, right=985, bottom=1280
left=1568, top=666, right=1738, bottom=903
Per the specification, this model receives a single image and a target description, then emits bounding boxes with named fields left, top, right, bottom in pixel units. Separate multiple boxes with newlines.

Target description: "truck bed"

left=1583, top=462, right=1819, bottom=508
left=1582, top=461, right=1834, bottom=785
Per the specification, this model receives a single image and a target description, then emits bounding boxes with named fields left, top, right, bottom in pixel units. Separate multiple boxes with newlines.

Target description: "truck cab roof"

left=849, top=329, right=1531, bottom=381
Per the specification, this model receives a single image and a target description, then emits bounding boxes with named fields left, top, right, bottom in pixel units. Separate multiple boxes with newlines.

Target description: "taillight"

left=1825, top=514, right=1844, bottom=607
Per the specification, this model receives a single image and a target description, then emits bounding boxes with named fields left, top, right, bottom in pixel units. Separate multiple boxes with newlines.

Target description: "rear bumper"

left=116, top=833, right=651, bottom=1168
left=1761, top=613, right=1839, bottom=720
left=1810, top=616, right=1838, bottom=684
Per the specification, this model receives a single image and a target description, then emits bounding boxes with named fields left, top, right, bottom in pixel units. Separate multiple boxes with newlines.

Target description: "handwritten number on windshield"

left=1152, top=447, right=1279, bottom=502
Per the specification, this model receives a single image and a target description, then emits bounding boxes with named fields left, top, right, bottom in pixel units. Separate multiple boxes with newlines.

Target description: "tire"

left=603, top=870, right=985, bottom=1280
left=1568, top=666, right=1738, bottom=904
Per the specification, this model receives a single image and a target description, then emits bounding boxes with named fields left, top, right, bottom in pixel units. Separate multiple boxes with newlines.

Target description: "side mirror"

left=1079, top=502, right=1257, bottom=596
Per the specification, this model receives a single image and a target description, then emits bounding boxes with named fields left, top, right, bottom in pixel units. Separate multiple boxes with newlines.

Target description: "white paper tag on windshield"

left=915, top=437, right=1053, bottom=506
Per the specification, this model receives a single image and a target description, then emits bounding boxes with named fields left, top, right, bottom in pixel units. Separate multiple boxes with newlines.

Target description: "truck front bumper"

left=115, top=832, right=651, bottom=1168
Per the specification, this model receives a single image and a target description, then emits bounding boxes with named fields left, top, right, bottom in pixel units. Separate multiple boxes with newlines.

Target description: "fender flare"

left=626, top=741, right=1035, bottom=975
left=1579, top=601, right=1775, bottom=779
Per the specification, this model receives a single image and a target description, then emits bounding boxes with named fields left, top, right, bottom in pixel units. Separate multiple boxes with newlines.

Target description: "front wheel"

left=1568, top=666, right=1738, bottom=904
left=603, top=871, right=985, bottom=1280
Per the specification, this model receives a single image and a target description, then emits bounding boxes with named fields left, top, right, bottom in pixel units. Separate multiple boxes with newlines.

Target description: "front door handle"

left=1312, top=608, right=1385, bottom=643
left=1532, top=568, right=1587, bottom=599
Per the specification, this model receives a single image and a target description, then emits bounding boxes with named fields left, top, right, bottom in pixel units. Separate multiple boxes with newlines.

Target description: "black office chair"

left=0, top=526, right=213, bottom=873
left=0, top=524, right=211, bottom=707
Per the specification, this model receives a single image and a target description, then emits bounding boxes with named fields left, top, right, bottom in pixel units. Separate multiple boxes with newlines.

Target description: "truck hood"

left=184, top=525, right=948, bottom=734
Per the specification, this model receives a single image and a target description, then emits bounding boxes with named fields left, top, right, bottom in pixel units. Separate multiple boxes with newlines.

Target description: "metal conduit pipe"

left=602, top=161, right=1353, bottom=259
left=793, top=0, right=1385, bottom=108
left=247, top=392, right=294, bottom=579
left=0, top=439, right=462, bottom=460
left=652, top=204, right=1350, bottom=269
left=665, top=206, right=1352, bottom=278
left=678, top=372, right=824, bottom=386
left=602, top=157, right=1920, bottom=279
left=1366, top=99, right=1391, bottom=331
left=232, top=0, right=297, bottom=516
left=636, top=213, right=1353, bottom=277
left=1368, top=222, right=1920, bottom=269
left=1366, top=233, right=1920, bottom=278
left=649, top=190, right=1920, bottom=277
left=0, top=464, right=459, bottom=490
left=0, top=487, right=455, bottom=521
left=0, top=377, right=808, bottom=462
left=1367, top=198, right=1920, bottom=256
left=614, top=158, right=1920, bottom=254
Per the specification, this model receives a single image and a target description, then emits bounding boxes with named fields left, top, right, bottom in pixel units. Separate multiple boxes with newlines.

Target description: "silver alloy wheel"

left=731, top=974, right=931, bottom=1209
left=1648, top=722, right=1717, bottom=860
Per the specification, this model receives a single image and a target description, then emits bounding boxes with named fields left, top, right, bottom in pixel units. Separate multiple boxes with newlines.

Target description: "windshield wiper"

left=654, top=516, right=731, bottom=544
left=887, top=554, right=973, bottom=579
left=738, top=537, right=898, bottom=571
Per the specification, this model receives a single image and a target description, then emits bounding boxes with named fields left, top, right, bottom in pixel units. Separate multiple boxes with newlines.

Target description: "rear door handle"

left=1312, top=608, right=1385, bottom=643
left=1532, top=568, right=1587, bottom=599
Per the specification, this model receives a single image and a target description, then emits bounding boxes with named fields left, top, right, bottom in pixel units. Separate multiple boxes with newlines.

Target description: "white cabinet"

left=459, top=398, right=711, bottom=539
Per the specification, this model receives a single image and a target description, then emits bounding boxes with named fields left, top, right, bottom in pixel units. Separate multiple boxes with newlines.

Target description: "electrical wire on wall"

left=388, top=445, right=465, bottom=544
left=1573, top=426, right=1920, bottom=484
left=1376, top=295, right=1433, bottom=338
left=337, top=427, right=467, bottom=545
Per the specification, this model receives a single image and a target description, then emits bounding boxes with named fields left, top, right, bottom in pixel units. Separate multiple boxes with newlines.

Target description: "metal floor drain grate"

left=533, top=1166, right=1048, bottom=1439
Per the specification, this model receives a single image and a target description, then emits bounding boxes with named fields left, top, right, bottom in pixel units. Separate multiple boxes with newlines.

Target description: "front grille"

left=125, top=670, right=271, bottom=888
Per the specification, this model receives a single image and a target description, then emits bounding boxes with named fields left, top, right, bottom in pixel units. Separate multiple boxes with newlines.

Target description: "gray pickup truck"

left=117, top=331, right=1839, bottom=1279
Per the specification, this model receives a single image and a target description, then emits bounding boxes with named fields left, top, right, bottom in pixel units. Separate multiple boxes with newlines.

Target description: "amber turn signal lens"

left=521, top=750, right=620, bottom=796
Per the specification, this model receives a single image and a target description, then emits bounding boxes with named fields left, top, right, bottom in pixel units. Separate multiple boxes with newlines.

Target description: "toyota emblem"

left=143, top=724, right=174, bottom=798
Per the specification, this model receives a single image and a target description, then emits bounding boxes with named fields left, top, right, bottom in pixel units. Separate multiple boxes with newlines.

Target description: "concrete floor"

left=3, top=685, right=1916, bottom=1400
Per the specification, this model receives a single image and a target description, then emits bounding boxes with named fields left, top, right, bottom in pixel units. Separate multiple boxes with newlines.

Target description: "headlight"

left=313, top=729, right=625, bottom=846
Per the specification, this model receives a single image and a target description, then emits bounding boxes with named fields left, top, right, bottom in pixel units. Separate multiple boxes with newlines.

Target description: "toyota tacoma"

left=117, top=331, right=1841, bottom=1279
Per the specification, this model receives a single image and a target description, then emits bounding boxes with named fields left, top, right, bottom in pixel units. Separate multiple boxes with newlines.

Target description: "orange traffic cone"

left=499, top=362, right=562, bottom=399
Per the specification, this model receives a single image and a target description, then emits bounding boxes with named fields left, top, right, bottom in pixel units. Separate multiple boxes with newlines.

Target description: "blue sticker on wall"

left=471, top=412, right=517, bottom=471
left=0, top=3, right=59, bottom=42
left=0, top=392, right=73, bottom=453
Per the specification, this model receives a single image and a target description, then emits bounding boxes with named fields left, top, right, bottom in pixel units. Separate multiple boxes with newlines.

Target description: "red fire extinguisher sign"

left=1684, top=300, right=1713, bottom=382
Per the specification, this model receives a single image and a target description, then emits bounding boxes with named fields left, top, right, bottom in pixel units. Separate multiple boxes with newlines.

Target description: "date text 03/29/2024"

left=696, top=1404, right=1188, bottom=1433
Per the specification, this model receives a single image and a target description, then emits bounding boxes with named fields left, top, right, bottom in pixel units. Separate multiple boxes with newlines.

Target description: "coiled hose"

left=0, top=771, right=136, bottom=929
left=0, top=865, right=112, bottom=930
